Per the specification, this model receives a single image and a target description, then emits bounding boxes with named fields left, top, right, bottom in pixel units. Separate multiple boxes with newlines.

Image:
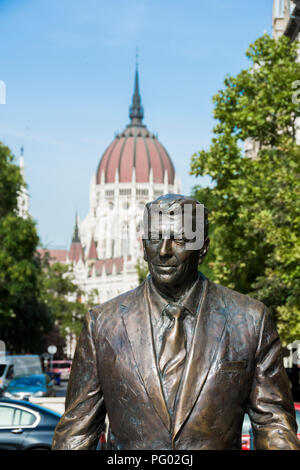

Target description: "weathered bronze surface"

left=52, top=195, right=300, bottom=450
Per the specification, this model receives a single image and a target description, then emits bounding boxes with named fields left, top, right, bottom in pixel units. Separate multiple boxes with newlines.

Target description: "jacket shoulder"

left=88, top=281, right=145, bottom=325
left=207, top=280, right=266, bottom=326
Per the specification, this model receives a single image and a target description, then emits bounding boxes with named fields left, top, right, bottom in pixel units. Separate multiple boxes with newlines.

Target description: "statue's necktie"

left=159, top=303, right=187, bottom=413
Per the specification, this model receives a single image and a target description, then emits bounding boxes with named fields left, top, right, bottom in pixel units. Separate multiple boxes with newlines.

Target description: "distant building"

left=17, top=146, right=30, bottom=219
left=273, top=0, right=300, bottom=145
left=245, top=1, right=300, bottom=159
left=281, top=0, right=300, bottom=42
left=272, top=0, right=300, bottom=44
left=272, top=0, right=294, bottom=40
left=42, top=65, right=180, bottom=310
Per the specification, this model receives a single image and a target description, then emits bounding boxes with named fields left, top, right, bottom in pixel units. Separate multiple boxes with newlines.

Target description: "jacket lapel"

left=120, top=281, right=171, bottom=432
left=172, top=279, right=228, bottom=441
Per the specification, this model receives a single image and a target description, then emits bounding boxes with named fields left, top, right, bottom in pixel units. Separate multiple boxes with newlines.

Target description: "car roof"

left=11, top=374, right=46, bottom=379
left=0, top=398, right=62, bottom=418
left=6, top=355, right=40, bottom=358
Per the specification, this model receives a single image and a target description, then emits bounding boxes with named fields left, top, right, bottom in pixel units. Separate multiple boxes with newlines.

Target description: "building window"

left=121, top=222, right=130, bottom=256
left=120, top=189, right=131, bottom=196
left=105, top=190, right=114, bottom=198
left=276, top=0, right=285, bottom=18
left=136, top=189, right=148, bottom=196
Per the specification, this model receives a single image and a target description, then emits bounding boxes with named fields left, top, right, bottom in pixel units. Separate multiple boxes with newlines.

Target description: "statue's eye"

left=147, top=236, right=160, bottom=244
left=147, top=232, right=160, bottom=240
left=174, top=239, right=185, bottom=246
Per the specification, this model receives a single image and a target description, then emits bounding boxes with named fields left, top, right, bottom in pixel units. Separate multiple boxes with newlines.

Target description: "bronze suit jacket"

left=52, top=275, right=300, bottom=450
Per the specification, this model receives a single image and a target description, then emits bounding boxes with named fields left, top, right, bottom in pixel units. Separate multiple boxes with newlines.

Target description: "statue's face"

left=143, top=199, right=209, bottom=297
left=143, top=234, right=200, bottom=291
left=143, top=201, right=208, bottom=296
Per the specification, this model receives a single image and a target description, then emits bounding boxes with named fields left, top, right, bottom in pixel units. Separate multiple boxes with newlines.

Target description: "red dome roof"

left=96, top=125, right=175, bottom=184
left=96, top=66, right=175, bottom=185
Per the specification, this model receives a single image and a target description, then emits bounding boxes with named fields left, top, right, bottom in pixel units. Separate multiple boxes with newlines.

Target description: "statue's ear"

left=198, top=238, right=209, bottom=265
left=142, top=239, right=148, bottom=262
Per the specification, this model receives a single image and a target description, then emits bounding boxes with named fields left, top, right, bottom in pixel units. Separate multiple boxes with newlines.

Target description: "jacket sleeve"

left=52, top=309, right=106, bottom=450
left=247, top=306, right=300, bottom=450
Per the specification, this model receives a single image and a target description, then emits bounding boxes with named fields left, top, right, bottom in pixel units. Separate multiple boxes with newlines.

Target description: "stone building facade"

left=272, top=0, right=293, bottom=40
left=245, top=1, right=300, bottom=159
left=17, top=147, right=30, bottom=219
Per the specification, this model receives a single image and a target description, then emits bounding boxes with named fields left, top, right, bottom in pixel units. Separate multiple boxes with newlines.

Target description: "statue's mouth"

left=155, top=264, right=176, bottom=267
left=153, top=265, right=177, bottom=272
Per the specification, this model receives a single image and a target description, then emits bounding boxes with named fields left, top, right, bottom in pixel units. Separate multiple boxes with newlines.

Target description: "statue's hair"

left=145, top=194, right=209, bottom=240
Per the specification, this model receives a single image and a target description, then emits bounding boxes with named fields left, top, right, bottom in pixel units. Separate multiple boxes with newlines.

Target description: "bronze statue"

left=52, top=194, right=300, bottom=450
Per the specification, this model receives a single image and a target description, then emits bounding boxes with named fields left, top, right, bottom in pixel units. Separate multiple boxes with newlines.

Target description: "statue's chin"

left=150, top=265, right=181, bottom=287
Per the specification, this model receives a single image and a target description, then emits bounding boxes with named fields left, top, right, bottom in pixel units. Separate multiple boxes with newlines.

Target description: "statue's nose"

left=159, top=239, right=173, bottom=257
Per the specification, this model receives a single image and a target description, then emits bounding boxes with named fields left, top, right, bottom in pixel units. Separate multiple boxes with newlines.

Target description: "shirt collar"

left=147, top=271, right=205, bottom=317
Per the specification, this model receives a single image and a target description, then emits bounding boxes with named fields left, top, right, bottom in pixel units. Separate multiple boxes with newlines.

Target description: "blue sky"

left=0, top=0, right=273, bottom=248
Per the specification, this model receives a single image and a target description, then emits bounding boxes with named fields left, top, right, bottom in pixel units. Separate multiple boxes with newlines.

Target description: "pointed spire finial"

left=128, top=51, right=144, bottom=127
left=20, top=146, right=24, bottom=156
left=72, top=211, right=80, bottom=243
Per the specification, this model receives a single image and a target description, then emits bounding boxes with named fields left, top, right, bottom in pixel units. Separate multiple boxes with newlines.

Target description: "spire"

left=128, top=53, right=144, bottom=127
left=72, top=212, right=80, bottom=243
left=69, top=212, right=85, bottom=264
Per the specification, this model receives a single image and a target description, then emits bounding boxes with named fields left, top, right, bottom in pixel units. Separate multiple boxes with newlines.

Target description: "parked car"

left=241, top=413, right=251, bottom=450
left=0, top=398, right=61, bottom=450
left=0, top=355, right=42, bottom=391
left=2, top=374, right=56, bottom=400
left=242, top=404, right=300, bottom=450
left=48, top=361, right=72, bottom=381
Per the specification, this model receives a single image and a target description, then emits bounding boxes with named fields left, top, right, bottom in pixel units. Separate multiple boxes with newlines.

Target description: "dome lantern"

left=128, top=64, right=144, bottom=128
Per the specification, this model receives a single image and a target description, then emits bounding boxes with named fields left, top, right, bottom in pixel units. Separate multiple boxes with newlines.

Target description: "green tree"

left=135, top=257, right=148, bottom=284
left=39, top=255, right=88, bottom=339
left=190, top=34, right=300, bottom=345
left=0, top=142, right=52, bottom=353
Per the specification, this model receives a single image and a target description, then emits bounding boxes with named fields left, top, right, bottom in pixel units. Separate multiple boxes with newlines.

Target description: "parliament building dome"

left=96, top=68, right=175, bottom=185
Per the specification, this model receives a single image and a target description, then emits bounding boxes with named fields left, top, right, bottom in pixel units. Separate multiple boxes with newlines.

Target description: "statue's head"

left=142, top=194, right=209, bottom=297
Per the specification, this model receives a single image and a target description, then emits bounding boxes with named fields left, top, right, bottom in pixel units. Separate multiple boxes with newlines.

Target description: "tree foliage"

left=191, top=34, right=300, bottom=345
left=0, top=142, right=52, bottom=353
left=0, top=142, right=97, bottom=354
left=39, top=255, right=88, bottom=339
left=136, top=257, right=149, bottom=284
